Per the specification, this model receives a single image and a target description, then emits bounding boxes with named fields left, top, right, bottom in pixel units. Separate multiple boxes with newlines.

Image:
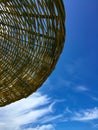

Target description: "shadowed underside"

left=0, top=0, right=65, bottom=107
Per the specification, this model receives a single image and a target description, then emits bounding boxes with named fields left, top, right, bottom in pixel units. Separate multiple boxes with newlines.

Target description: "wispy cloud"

left=75, top=85, right=88, bottom=92
left=93, top=124, right=98, bottom=128
left=23, top=124, right=55, bottom=130
left=91, top=96, right=98, bottom=101
left=65, top=107, right=72, bottom=114
left=0, top=92, right=59, bottom=130
left=0, top=89, right=97, bottom=130
left=71, top=107, right=98, bottom=121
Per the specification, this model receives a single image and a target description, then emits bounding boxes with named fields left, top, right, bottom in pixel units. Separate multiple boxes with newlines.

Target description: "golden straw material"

left=0, top=0, right=65, bottom=107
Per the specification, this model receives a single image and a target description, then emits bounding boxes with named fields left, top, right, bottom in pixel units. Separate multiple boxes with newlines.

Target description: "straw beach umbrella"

left=0, top=0, right=65, bottom=106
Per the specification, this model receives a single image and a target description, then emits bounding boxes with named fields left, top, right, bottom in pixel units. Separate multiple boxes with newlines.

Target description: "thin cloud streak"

left=75, top=86, right=88, bottom=92
left=71, top=107, right=98, bottom=121
left=24, top=124, right=55, bottom=130
left=91, top=96, right=98, bottom=102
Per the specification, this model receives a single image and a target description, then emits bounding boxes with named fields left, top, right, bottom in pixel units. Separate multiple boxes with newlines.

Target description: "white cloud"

left=0, top=92, right=58, bottom=130
left=71, top=107, right=98, bottom=121
left=75, top=86, right=88, bottom=92
left=41, top=114, right=63, bottom=124
left=25, top=124, right=55, bottom=130
left=93, top=124, right=98, bottom=128
left=65, top=107, right=72, bottom=114
left=91, top=96, right=98, bottom=101
left=1, top=89, right=97, bottom=130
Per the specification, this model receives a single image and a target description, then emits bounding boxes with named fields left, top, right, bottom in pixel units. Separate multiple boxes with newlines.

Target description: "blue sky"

left=0, top=0, right=98, bottom=130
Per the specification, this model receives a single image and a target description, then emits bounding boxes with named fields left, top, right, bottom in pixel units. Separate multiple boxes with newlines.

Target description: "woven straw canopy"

left=0, top=0, right=65, bottom=106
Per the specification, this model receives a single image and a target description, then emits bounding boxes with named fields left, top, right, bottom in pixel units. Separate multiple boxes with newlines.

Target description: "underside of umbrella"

left=0, top=0, right=65, bottom=107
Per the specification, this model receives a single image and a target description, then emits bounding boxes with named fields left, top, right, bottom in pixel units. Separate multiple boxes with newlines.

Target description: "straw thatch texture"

left=0, top=0, right=65, bottom=107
